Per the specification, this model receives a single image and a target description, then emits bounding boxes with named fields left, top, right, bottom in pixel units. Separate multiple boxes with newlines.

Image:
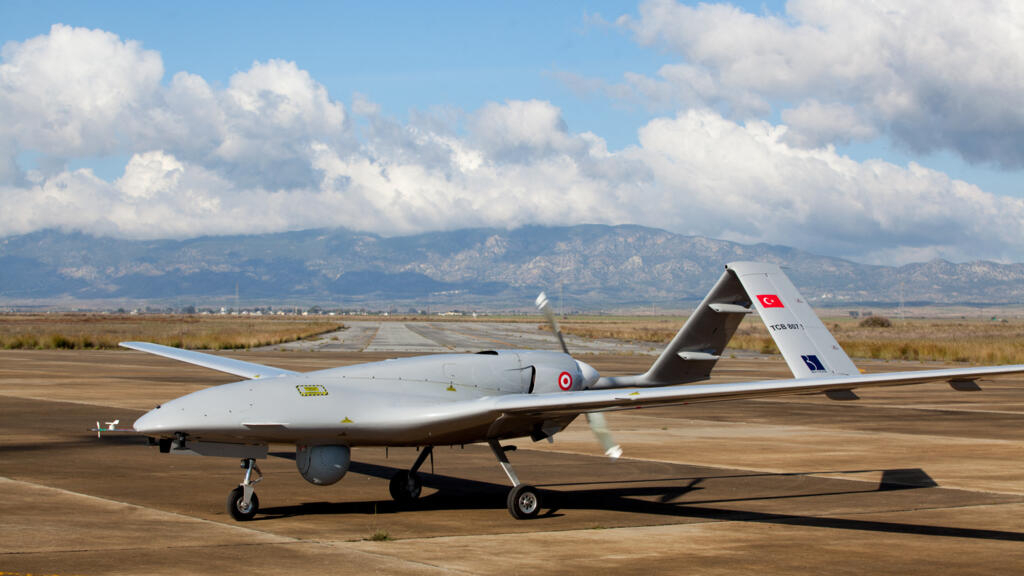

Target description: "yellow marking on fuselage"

left=297, top=384, right=329, bottom=397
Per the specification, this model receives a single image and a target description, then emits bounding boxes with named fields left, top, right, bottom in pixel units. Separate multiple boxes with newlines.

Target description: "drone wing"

left=490, top=363, right=1024, bottom=416
left=120, top=342, right=299, bottom=380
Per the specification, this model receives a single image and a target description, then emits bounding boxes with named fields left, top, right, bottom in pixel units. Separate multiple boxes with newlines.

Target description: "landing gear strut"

left=227, top=458, right=262, bottom=521
left=389, top=446, right=433, bottom=504
left=489, top=440, right=541, bottom=519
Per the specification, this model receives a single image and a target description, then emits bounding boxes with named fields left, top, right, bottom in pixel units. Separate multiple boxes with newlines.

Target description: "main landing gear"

left=388, top=442, right=541, bottom=519
left=389, top=446, right=432, bottom=503
left=227, top=458, right=262, bottom=521
left=489, top=440, right=541, bottom=519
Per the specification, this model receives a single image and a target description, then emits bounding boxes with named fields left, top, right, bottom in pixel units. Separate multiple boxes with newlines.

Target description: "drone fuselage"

left=134, top=350, right=595, bottom=447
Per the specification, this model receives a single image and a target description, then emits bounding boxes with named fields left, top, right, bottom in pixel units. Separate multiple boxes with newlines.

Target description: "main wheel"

left=507, top=484, right=541, bottom=519
left=227, top=486, right=259, bottom=521
left=389, top=470, right=422, bottom=503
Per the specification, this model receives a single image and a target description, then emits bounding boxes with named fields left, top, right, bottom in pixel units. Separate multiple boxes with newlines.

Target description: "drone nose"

left=133, top=406, right=169, bottom=435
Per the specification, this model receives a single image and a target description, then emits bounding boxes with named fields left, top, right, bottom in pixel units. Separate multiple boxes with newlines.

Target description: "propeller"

left=585, top=411, right=623, bottom=459
left=535, top=291, right=622, bottom=459
left=535, top=291, right=569, bottom=354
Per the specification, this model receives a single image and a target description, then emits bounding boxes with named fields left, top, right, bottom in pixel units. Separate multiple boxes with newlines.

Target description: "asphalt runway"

left=1, top=333, right=1023, bottom=574
left=267, top=320, right=663, bottom=355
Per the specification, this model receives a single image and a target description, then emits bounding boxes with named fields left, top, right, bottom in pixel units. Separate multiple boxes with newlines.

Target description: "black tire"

left=389, top=470, right=422, bottom=503
left=507, top=484, right=541, bottom=519
left=227, top=486, right=259, bottom=521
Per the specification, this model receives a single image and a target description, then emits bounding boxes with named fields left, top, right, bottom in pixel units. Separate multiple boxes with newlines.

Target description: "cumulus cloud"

left=1, top=23, right=1023, bottom=265
left=0, top=26, right=351, bottom=190
left=470, top=100, right=571, bottom=157
left=614, top=0, right=1024, bottom=166
left=215, top=60, right=346, bottom=158
left=627, top=110, right=1024, bottom=262
left=780, top=100, right=877, bottom=148
left=0, top=24, right=163, bottom=159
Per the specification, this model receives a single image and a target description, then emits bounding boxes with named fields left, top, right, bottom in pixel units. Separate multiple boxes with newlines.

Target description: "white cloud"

left=351, top=92, right=381, bottom=117
left=0, top=168, right=112, bottom=237
left=137, top=71, right=223, bottom=159
left=469, top=100, right=579, bottom=159
left=0, top=27, right=350, bottom=190
left=616, top=0, right=1024, bottom=166
left=0, top=24, right=163, bottom=158
left=780, top=100, right=877, bottom=148
left=1, top=23, right=1023, bottom=265
left=0, top=136, right=19, bottom=185
left=117, top=151, right=184, bottom=199
left=216, top=59, right=346, bottom=160
left=622, top=110, right=1024, bottom=262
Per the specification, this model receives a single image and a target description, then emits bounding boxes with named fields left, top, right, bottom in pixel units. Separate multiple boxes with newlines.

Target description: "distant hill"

left=2, top=225, right=1024, bottom=309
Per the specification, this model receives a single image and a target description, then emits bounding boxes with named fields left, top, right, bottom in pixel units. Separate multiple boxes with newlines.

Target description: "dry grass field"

left=0, top=314, right=343, bottom=350
left=558, top=315, right=1024, bottom=365
left=3, top=312, right=1024, bottom=364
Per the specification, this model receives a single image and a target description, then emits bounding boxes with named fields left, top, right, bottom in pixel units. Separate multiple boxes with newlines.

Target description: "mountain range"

left=2, top=225, right=1024, bottom=309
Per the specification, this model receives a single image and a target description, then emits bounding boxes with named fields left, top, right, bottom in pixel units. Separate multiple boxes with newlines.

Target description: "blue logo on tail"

left=801, top=354, right=826, bottom=372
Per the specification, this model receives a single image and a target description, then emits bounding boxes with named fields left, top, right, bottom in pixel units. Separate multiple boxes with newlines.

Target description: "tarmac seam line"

left=606, top=412, right=1024, bottom=446
left=0, top=475, right=296, bottom=544
left=750, top=397, right=1024, bottom=416
left=0, top=392, right=153, bottom=411
left=361, top=324, right=382, bottom=352
left=319, top=540, right=476, bottom=575
left=0, top=476, right=471, bottom=571
left=512, top=444, right=1024, bottom=496
left=429, top=325, right=515, bottom=348
left=329, top=500, right=1024, bottom=547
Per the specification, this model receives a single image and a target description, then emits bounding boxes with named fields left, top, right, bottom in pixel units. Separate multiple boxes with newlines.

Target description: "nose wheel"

left=228, top=458, right=262, bottom=521
left=228, top=485, right=259, bottom=520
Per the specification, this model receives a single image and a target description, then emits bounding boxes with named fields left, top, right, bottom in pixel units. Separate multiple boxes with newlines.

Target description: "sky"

left=1, top=0, right=1022, bottom=265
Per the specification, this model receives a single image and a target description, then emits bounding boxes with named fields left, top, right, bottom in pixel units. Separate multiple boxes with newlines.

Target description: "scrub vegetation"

left=4, top=312, right=1024, bottom=364
left=0, top=314, right=342, bottom=350
left=557, top=315, right=1024, bottom=365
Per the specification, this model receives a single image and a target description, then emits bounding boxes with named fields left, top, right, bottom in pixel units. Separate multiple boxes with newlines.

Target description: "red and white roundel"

left=558, top=371, right=573, bottom=390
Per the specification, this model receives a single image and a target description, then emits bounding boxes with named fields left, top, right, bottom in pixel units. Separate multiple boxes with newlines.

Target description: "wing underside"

left=120, top=341, right=299, bottom=380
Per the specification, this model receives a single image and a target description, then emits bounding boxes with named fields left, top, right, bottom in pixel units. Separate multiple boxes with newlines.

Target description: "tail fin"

left=598, top=264, right=755, bottom=388
left=596, top=261, right=856, bottom=389
left=635, top=266, right=754, bottom=386
left=727, top=261, right=858, bottom=378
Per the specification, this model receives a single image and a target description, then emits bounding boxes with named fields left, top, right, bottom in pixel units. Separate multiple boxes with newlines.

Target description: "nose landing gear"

left=227, top=458, right=262, bottom=521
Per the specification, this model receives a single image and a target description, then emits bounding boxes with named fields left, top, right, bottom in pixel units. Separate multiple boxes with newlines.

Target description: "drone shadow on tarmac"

left=259, top=455, right=1023, bottom=542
